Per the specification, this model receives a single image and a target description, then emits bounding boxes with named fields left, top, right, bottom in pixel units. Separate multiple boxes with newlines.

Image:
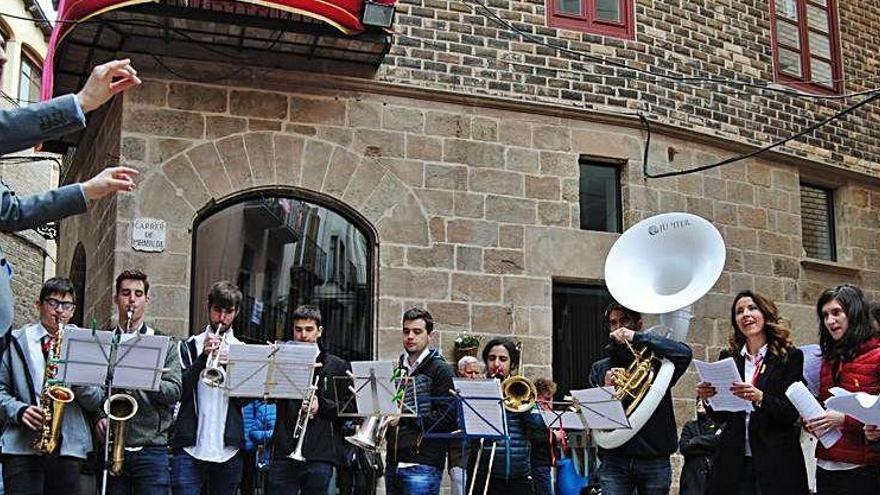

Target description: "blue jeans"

left=171, top=450, right=243, bottom=495
left=385, top=463, right=443, bottom=495
left=598, top=455, right=671, bottom=495
left=108, top=446, right=171, bottom=495
left=266, top=457, right=334, bottom=495
left=533, top=465, right=553, bottom=495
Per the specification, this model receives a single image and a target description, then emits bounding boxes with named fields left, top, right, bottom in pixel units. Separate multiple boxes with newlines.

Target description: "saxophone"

left=33, top=324, right=75, bottom=454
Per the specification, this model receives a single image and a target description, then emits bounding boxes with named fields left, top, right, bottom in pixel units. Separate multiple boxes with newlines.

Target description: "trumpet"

left=201, top=323, right=227, bottom=387
left=288, top=372, right=321, bottom=461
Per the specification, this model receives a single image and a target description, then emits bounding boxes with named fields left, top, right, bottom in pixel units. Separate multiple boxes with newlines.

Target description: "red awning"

left=42, top=0, right=392, bottom=99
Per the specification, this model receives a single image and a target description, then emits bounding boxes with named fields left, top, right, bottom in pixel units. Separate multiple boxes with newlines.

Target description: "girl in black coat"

left=696, top=290, right=809, bottom=495
left=678, top=399, right=722, bottom=495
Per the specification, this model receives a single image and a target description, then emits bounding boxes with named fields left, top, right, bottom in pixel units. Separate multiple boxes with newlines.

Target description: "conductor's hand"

left=609, top=328, right=635, bottom=344
left=604, top=368, right=624, bottom=386
left=865, top=424, right=880, bottom=442
left=96, top=417, right=109, bottom=441
left=82, top=166, right=138, bottom=201
left=696, top=382, right=717, bottom=401
left=21, top=405, right=45, bottom=431
left=805, top=410, right=845, bottom=438
left=77, top=59, right=141, bottom=113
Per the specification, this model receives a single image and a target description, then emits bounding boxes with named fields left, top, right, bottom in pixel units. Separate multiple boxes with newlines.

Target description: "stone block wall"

left=54, top=71, right=878, bottom=359
left=55, top=65, right=880, bottom=495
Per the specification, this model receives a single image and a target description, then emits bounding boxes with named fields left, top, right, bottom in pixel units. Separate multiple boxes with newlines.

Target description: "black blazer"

left=706, top=347, right=809, bottom=495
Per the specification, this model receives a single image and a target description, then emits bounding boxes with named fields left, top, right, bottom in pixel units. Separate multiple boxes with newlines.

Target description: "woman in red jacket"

left=805, top=284, right=880, bottom=495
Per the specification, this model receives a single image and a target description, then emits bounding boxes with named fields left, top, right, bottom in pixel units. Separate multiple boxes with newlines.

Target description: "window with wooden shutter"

left=800, top=182, right=836, bottom=261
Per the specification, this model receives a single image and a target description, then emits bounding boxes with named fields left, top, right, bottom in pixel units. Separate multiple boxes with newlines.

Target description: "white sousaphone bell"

left=594, top=212, right=725, bottom=449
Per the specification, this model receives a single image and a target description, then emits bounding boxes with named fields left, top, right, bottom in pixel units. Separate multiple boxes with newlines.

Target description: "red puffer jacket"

left=817, top=337, right=880, bottom=465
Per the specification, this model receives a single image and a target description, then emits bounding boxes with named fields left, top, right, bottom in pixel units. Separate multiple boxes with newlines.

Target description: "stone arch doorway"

left=189, top=190, right=376, bottom=362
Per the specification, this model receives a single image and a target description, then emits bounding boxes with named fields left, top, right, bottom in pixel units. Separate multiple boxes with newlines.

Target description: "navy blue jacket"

left=472, top=408, right=546, bottom=480
left=589, top=331, right=692, bottom=458
left=386, top=349, right=456, bottom=468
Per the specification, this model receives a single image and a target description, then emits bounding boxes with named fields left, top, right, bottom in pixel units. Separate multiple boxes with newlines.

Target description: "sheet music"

left=800, top=344, right=822, bottom=396
left=453, top=378, right=505, bottom=437
left=693, top=358, right=753, bottom=412
left=786, top=381, right=841, bottom=448
left=540, top=410, right=586, bottom=430
left=825, top=387, right=880, bottom=427
left=350, top=361, right=398, bottom=415
left=59, top=327, right=169, bottom=390
left=226, top=342, right=319, bottom=398
left=568, top=387, right=630, bottom=429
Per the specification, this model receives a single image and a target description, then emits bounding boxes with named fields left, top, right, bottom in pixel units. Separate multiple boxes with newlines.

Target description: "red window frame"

left=547, top=0, right=634, bottom=39
left=769, top=0, right=842, bottom=94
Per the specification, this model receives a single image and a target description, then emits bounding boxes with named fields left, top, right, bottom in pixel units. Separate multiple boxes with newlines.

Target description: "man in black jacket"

left=385, top=308, right=455, bottom=495
left=172, top=281, right=246, bottom=495
left=678, top=399, right=722, bottom=495
left=267, top=305, right=350, bottom=495
left=588, top=302, right=692, bottom=495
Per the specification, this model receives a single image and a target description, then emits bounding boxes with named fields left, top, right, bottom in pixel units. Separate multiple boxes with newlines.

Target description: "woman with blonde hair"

left=697, top=290, right=808, bottom=494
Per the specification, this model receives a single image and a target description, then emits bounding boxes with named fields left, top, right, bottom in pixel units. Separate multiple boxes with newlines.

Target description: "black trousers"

left=1, top=454, right=81, bottom=495
left=817, top=465, right=880, bottom=495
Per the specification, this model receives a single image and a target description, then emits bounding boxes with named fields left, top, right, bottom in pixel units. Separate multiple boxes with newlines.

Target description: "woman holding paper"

left=804, top=284, right=880, bottom=495
left=696, top=290, right=808, bottom=495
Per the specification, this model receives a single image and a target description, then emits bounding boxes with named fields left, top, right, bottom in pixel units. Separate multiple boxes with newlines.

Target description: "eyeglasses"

left=43, top=298, right=75, bottom=311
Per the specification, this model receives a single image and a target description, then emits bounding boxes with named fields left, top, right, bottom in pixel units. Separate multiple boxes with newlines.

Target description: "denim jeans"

left=598, top=454, right=671, bottom=495
left=108, top=446, right=171, bottom=495
left=532, top=465, right=553, bottom=495
left=171, top=449, right=243, bottom=495
left=385, top=463, right=443, bottom=495
left=266, top=457, right=334, bottom=495
left=1, top=454, right=81, bottom=495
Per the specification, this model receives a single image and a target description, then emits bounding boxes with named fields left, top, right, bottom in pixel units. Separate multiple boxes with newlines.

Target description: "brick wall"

left=378, top=0, right=880, bottom=176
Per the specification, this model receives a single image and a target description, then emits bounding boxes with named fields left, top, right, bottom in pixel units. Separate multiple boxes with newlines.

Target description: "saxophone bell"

left=104, top=393, right=138, bottom=476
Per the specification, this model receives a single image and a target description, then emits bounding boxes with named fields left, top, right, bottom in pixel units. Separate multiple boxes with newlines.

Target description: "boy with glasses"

left=0, top=277, right=105, bottom=494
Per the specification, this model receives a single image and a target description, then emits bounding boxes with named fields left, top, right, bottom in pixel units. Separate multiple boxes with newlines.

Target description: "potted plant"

left=453, top=332, right=480, bottom=362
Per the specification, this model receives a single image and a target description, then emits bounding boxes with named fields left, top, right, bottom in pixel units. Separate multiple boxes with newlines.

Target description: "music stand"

left=58, top=326, right=170, bottom=495
left=337, top=361, right=417, bottom=419
left=224, top=342, right=320, bottom=399
left=568, top=386, right=630, bottom=430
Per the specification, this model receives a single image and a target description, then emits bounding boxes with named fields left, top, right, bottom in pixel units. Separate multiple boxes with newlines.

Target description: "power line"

left=640, top=90, right=880, bottom=178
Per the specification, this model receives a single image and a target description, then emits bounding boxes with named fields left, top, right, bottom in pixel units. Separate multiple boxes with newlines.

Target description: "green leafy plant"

left=454, top=333, right=480, bottom=349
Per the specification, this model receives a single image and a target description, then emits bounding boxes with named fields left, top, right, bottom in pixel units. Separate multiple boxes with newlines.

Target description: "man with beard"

left=588, top=302, right=692, bottom=495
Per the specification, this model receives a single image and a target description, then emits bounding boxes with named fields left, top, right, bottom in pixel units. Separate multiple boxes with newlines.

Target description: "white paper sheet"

left=825, top=387, right=880, bottom=427
left=799, top=344, right=822, bottom=396
left=786, top=381, right=842, bottom=448
left=693, top=358, right=754, bottom=412
left=453, top=378, right=505, bottom=437
left=568, top=386, right=630, bottom=429
left=226, top=342, right=319, bottom=398
left=350, top=361, right=399, bottom=416
left=59, top=327, right=169, bottom=391
left=540, top=410, right=587, bottom=430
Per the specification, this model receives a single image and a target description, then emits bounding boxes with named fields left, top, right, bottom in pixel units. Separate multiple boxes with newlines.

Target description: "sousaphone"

left=594, top=212, right=725, bottom=449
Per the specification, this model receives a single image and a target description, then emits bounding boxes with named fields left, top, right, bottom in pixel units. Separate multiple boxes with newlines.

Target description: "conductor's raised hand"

left=76, top=59, right=141, bottom=113
left=82, top=166, right=138, bottom=201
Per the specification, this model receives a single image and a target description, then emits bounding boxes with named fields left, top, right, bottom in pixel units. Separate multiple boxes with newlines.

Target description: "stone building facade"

left=45, top=0, right=880, bottom=490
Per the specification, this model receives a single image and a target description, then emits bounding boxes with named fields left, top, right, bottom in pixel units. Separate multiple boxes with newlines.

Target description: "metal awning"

left=42, top=0, right=394, bottom=99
